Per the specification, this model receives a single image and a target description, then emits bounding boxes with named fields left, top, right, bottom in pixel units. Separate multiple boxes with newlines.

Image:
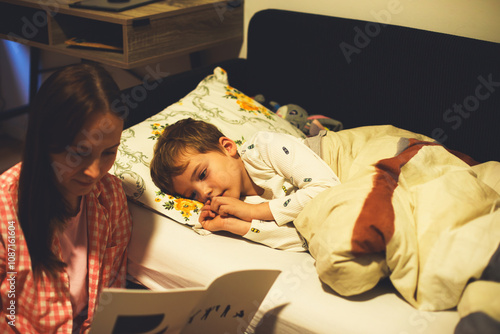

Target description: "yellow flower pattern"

left=225, top=86, right=274, bottom=119
left=155, top=190, right=202, bottom=222
left=174, top=198, right=201, bottom=220
left=149, top=123, right=167, bottom=140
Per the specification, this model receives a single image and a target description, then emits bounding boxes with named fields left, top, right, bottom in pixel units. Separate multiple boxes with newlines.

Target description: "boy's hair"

left=151, top=118, right=226, bottom=195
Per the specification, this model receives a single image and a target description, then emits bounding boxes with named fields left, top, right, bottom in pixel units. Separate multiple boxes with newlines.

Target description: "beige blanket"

left=294, top=125, right=500, bottom=314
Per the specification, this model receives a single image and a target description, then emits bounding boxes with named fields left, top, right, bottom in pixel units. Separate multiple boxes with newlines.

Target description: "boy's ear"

left=219, top=137, right=238, bottom=157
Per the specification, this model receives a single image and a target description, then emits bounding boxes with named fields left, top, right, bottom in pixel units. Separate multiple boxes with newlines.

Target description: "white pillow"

left=112, top=67, right=305, bottom=226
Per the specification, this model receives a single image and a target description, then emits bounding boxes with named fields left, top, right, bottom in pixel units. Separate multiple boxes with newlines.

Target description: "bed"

left=114, top=9, right=500, bottom=334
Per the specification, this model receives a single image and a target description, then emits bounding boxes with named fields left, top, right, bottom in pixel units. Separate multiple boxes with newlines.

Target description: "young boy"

left=150, top=118, right=341, bottom=251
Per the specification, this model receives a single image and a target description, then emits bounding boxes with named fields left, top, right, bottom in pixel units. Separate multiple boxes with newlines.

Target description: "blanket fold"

left=294, top=125, right=500, bottom=313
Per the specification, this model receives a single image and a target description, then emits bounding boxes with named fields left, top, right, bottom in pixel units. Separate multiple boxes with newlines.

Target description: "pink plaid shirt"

left=0, top=163, right=132, bottom=333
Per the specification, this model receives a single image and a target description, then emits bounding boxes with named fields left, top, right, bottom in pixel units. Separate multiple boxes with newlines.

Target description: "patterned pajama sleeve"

left=240, top=131, right=341, bottom=251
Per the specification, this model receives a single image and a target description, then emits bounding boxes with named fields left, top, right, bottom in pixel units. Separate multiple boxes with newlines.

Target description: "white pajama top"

left=239, top=131, right=341, bottom=251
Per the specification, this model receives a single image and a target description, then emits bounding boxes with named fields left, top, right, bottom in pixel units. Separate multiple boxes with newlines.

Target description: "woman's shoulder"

left=0, top=163, right=21, bottom=194
left=98, top=172, right=123, bottom=188
left=93, top=173, right=127, bottom=205
left=0, top=163, right=21, bottom=222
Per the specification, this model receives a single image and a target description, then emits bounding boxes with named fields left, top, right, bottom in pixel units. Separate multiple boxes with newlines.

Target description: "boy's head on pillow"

left=150, top=118, right=243, bottom=202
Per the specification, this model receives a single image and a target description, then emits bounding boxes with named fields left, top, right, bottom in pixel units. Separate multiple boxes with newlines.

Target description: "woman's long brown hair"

left=17, top=63, right=125, bottom=279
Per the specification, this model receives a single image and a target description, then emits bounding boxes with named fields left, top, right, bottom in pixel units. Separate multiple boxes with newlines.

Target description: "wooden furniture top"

left=0, top=0, right=231, bottom=23
left=0, top=0, right=243, bottom=68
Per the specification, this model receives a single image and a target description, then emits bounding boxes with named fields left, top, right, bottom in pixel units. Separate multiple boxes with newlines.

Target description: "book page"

left=181, top=269, right=281, bottom=334
left=90, top=269, right=281, bottom=334
left=90, top=287, right=203, bottom=334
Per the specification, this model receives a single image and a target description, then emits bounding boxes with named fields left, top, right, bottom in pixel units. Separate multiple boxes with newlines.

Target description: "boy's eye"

left=199, top=169, right=206, bottom=180
left=190, top=191, right=197, bottom=201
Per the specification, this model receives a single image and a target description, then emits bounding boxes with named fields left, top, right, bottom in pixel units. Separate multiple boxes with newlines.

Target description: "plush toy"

left=276, top=104, right=309, bottom=130
left=252, top=95, right=343, bottom=136
left=304, top=115, right=343, bottom=136
left=276, top=104, right=344, bottom=136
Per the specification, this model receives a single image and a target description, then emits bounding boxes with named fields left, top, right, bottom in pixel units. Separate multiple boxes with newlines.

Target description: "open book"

left=90, top=269, right=281, bottom=334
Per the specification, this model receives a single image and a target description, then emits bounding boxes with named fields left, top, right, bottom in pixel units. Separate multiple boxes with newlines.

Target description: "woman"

left=0, top=63, right=132, bottom=333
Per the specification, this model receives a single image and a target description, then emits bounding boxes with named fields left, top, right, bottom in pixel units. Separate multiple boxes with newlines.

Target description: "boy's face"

left=172, top=138, right=244, bottom=203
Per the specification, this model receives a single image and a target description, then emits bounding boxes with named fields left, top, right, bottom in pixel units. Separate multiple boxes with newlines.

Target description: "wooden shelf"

left=0, top=0, right=243, bottom=69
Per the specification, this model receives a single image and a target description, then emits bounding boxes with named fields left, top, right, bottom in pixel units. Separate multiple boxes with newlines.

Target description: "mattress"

left=126, top=201, right=460, bottom=334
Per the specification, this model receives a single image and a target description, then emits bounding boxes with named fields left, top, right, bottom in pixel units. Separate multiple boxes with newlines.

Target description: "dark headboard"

left=245, top=9, right=500, bottom=162
left=123, top=9, right=499, bottom=162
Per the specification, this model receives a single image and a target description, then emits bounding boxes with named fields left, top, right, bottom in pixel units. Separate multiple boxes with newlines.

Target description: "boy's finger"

left=202, top=205, right=216, bottom=215
left=210, top=197, right=225, bottom=212
left=199, top=210, right=214, bottom=222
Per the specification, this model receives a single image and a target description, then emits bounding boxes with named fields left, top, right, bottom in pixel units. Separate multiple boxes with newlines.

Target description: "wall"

left=0, top=35, right=238, bottom=141
left=240, top=0, right=500, bottom=57
left=1, top=0, right=499, bottom=140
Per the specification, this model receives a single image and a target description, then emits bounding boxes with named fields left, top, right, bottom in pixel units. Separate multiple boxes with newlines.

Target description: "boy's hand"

left=209, top=196, right=254, bottom=221
left=199, top=200, right=216, bottom=221
left=199, top=200, right=250, bottom=235
left=209, top=196, right=274, bottom=222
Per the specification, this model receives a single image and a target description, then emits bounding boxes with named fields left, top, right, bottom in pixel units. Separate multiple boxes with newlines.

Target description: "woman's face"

left=50, top=111, right=123, bottom=208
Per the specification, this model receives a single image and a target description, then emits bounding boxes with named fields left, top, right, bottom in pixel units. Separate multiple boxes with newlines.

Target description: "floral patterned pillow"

left=112, top=67, right=305, bottom=229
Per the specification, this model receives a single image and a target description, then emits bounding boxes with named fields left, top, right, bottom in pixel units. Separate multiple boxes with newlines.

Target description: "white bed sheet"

left=127, top=201, right=460, bottom=334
